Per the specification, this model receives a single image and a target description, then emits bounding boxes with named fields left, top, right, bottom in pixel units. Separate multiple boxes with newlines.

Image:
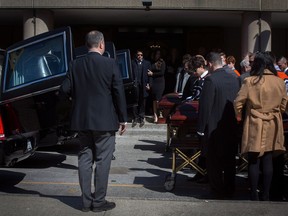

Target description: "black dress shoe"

left=132, top=119, right=137, bottom=127
left=81, top=207, right=91, bottom=212
left=250, top=190, right=259, bottom=201
left=139, top=119, right=145, bottom=127
left=92, top=201, right=116, bottom=212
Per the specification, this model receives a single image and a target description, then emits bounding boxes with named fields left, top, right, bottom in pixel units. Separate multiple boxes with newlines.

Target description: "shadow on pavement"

left=0, top=169, right=82, bottom=210
left=131, top=139, right=253, bottom=201
left=12, top=152, right=78, bottom=170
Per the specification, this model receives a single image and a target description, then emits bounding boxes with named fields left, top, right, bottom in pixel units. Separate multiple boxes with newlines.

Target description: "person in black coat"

left=148, top=49, right=166, bottom=123
left=197, top=52, right=240, bottom=198
left=131, top=49, right=151, bottom=126
left=60, top=30, right=127, bottom=212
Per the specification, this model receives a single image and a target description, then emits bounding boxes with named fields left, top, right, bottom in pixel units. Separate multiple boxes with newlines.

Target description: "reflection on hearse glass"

left=116, top=51, right=129, bottom=80
left=0, top=51, right=4, bottom=78
left=5, top=35, right=67, bottom=91
left=103, top=51, right=111, bottom=58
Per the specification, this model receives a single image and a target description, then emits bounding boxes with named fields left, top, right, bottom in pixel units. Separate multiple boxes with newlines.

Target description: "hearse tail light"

left=0, top=115, right=5, bottom=140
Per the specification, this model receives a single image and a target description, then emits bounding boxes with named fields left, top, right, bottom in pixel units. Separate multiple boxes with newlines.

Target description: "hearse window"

left=0, top=52, right=4, bottom=78
left=116, top=50, right=131, bottom=81
left=4, top=35, right=66, bottom=91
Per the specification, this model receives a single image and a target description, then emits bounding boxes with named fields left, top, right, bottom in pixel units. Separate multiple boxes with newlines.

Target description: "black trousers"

left=133, top=85, right=146, bottom=121
left=270, top=154, right=285, bottom=200
left=206, top=133, right=237, bottom=197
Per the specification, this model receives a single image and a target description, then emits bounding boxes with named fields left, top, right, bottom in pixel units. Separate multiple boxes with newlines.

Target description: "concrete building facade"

left=1, top=0, right=288, bottom=65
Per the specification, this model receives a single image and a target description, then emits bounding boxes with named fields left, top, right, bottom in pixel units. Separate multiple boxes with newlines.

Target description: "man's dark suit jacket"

left=182, top=74, right=198, bottom=100
left=61, top=51, right=128, bottom=131
left=197, top=67, right=240, bottom=156
left=131, top=59, right=151, bottom=98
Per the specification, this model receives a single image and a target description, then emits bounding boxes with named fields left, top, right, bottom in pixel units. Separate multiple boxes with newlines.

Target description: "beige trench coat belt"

left=249, top=108, right=282, bottom=157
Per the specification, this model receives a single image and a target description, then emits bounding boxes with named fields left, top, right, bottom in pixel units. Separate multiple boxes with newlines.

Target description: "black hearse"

left=0, top=27, right=136, bottom=166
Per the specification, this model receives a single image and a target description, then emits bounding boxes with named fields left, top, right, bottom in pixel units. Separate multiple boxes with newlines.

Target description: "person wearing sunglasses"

left=131, top=50, right=151, bottom=127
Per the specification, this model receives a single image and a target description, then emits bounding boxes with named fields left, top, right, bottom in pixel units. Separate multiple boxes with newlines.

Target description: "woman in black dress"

left=148, top=49, right=166, bottom=123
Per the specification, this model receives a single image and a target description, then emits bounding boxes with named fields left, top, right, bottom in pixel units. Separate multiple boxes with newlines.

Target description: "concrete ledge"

left=0, top=0, right=287, bottom=12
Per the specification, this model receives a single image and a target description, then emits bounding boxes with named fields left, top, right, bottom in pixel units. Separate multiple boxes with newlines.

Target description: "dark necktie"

left=177, top=71, right=185, bottom=93
left=137, top=61, right=143, bottom=82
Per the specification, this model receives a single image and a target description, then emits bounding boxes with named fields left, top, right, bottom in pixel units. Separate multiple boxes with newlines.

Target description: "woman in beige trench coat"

left=234, top=51, right=287, bottom=201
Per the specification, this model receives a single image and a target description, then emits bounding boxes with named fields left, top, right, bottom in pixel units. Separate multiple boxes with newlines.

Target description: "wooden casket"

left=168, top=100, right=199, bottom=148
left=168, top=101, right=288, bottom=149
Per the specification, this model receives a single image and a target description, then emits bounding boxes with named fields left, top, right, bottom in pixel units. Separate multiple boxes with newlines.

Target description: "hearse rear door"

left=75, top=46, right=138, bottom=108
left=116, top=49, right=138, bottom=108
left=0, top=27, right=73, bottom=147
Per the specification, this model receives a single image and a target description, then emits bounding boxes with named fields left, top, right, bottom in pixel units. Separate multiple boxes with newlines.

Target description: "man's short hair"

left=182, top=53, right=192, bottom=64
left=136, top=49, right=144, bottom=54
left=85, top=30, right=104, bottom=48
left=226, top=56, right=236, bottom=64
left=219, top=52, right=226, bottom=58
left=191, top=55, right=207, bottom=69
left=206, top=52, right=222, bottom=65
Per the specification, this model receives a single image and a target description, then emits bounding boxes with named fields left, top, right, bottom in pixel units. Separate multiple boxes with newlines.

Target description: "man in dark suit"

left=60, top=30, right=127, bottom=212
left=131, top=49, right=151, bottom=127
left=197, top=52, right=240, bottom=198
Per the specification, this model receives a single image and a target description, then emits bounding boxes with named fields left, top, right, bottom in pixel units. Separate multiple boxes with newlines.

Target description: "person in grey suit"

left=60, top=30, right=128, bottom=212
left=197, top=52, right=240, bottom=198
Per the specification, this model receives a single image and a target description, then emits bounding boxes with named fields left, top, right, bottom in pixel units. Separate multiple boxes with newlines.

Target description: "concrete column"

left=241, top=12, right=271, bottom=57
left=23, top=9, right=54, bottom=39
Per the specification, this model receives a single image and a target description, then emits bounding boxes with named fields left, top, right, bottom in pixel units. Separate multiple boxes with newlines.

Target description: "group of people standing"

left=60, top=29, right=287, bottom=212
left=131, top=48, right=288, bottom=201
left=179, top=51, right=287, bottom=201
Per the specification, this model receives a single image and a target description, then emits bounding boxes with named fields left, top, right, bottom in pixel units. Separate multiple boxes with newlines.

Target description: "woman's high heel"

left=153, top=116, right=158, bottom=123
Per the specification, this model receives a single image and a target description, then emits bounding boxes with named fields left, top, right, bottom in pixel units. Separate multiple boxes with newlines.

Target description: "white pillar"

left=259, top=12, right=272, bottom=52
left=23, top=9, right=54, bottom=39
left=241, top=12, right=271, bottom=57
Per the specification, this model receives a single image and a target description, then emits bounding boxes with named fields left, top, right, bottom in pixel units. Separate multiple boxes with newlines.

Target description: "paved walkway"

left=0, top=194, right=287, bottom=216
left=0, top=120, right=287, bottom=216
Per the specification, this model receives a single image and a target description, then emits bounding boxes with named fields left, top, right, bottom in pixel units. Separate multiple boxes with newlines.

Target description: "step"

left=122, top=122, right=167, bottom=136
left=119, top=115, right=167, bottom=137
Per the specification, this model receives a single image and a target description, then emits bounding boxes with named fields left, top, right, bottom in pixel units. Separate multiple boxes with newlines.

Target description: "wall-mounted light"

left=142, top=0, right=152, bottom=11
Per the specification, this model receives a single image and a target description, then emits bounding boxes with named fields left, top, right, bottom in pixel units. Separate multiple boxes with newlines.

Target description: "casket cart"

left=158, top=93, right=182, bottom=151
left=162, top=95, right=288, bottom=191
left=164, top=99, right=207, bottom=191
